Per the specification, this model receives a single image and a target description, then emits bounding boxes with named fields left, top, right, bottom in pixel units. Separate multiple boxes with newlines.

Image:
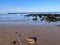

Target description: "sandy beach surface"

left=0, top=21, right=60, bottom=45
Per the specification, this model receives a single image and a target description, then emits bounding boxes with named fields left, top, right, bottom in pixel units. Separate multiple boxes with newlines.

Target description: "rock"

left=25, top=37, right=37, bottom=45
left=57, top=25, right=60, bottom=26
left=12, top=40, right=18, bottom=44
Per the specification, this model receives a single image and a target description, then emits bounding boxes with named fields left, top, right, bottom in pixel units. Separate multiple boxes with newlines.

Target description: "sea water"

left=0, top=14, right=60, bottom=26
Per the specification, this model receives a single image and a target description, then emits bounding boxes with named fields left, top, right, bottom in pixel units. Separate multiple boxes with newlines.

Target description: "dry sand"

left=0, top=22, right=60, bottom=45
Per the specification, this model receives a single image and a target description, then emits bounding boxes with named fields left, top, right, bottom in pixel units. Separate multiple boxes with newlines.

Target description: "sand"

left=0, top=22, right=60, bottom=45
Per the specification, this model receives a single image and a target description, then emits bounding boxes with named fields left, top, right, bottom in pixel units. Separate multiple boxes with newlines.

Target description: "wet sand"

left=0, top=22, right=60, bottom=45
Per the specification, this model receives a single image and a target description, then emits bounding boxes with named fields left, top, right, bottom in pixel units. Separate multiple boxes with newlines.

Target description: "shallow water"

left=0, top=14, right=26, bottom=20
left=0, top=14, right=60, bottom=26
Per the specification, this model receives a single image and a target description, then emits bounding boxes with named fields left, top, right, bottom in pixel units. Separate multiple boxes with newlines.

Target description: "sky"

left=0, top=0, right=60, bottom=13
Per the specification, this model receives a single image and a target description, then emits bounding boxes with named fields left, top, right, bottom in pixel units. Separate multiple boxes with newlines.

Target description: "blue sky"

left=0, top=0, right=60, bottom=13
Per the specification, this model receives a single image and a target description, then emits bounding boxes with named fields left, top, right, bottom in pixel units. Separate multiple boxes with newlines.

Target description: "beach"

left=0, top=21, right=60, bottom=45
left=0, top=0, right=60, bottom=45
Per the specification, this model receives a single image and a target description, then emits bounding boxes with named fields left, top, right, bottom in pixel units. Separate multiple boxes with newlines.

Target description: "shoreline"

left=0, top=20, right=59, bottom=25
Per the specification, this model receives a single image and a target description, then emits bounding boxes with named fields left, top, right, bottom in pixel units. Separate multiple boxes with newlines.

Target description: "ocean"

left=0, top=13, right=60, bottom=26
left=0, top=14, right=26, bottom=20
